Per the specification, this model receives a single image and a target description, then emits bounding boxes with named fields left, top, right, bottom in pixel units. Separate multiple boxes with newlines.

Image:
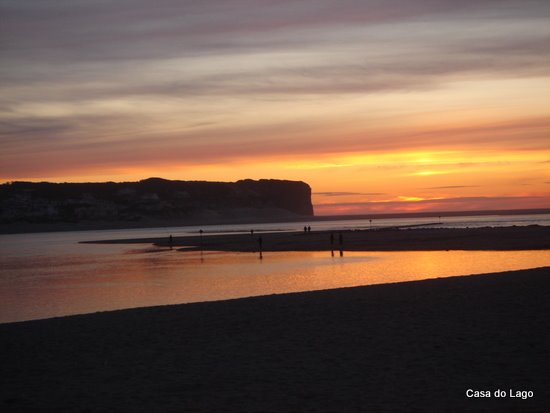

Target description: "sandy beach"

left=83, top=225, right=550, bottom=252
left=1, top=266, right=549, bottom=412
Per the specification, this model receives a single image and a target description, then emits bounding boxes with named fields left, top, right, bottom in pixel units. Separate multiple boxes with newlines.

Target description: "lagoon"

left=1, top=237, right=549, bottom=323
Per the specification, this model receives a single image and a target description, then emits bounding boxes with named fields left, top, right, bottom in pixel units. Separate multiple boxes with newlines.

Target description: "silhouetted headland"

left=0, top=178, right=313, bottom=233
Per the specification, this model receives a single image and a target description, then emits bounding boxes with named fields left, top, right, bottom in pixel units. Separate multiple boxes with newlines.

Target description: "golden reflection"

left=1, top=249, right=549, bottom=323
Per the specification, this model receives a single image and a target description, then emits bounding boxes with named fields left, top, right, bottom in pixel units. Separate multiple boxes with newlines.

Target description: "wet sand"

left=1, top=266, right=549, bottom=412
left=83, top=225, right=550, bottom=252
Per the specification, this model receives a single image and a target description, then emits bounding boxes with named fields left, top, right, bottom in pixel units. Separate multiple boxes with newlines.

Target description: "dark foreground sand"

left=84, top=225, right=550, bottom=252
left=1, top=267, right=549, bottom=412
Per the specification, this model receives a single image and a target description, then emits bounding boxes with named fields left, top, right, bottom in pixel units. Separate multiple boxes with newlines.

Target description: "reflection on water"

left=1, top=246, right=549, bottom=323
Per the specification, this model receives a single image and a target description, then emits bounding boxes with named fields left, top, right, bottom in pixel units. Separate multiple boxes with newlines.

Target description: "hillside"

left=0, top=178, right=313, bottom=230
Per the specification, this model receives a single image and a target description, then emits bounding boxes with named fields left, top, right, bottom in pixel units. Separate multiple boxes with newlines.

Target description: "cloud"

left=2, top=114, right=549, bottom=179
left=4, top=1, right=535, bottom=61
left=314, top=192, right=386, bottom=196
left=314, top=195, right=550, bottom=214
left=1, top=0, right=549, bottom=180
left=425, top=185, right=480, bottom=189
left=3, top=29, right=549, bottom=102
left=2, top=0, right=549, bottom=95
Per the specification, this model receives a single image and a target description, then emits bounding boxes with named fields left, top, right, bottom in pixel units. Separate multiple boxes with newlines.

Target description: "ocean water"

left=0, top=213, right=549, bottom=323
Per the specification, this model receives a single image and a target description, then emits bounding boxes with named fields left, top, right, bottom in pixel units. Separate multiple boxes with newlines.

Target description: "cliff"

left=0, top=178, right=313, bottom=228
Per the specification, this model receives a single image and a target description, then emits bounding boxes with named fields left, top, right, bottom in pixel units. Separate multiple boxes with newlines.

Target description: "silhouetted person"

left=307, top=225, right=311, bottom=232
left=169, top=234, right=173, bottom=249
left=339, top=232, right=344, bottom=257
left=251, top=229, right=254, bottom=236
left=199, top=229, right=203, bottom=249
left=258, top=236, right=263, bottom=259
left=330, top=232, right=334, bottom=256
left=304, top=226, right=307, bottom=233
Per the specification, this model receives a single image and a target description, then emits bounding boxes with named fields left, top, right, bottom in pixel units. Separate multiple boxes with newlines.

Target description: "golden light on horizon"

left=4, top=144, right=548, bottom=216
left=409, top=171, right=451, bottom=176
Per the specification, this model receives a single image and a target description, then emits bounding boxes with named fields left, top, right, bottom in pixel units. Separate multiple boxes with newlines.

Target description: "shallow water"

left=1, top=239, right=549, bottom=323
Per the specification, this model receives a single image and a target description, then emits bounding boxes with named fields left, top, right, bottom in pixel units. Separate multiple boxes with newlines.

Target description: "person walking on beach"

left=258, top=236, right=263, bottom=259
left=339, top=232, right=344, bottom=256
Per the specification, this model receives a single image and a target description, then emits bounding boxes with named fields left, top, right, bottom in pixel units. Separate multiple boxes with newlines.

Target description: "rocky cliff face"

left=0, top=178, right=313, bottom=225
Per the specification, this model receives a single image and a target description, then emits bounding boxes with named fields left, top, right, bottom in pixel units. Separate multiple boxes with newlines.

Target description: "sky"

left=1, top=0, right=549, bottom=215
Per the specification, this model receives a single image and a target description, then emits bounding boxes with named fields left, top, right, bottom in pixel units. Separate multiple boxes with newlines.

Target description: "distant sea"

left=66, top=211, right=548, bottom=239
left=193, top=212, right=550, bottom=235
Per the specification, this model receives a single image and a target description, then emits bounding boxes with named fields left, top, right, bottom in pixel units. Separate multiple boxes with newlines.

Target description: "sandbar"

left=83, top=225, right=550, bottom=252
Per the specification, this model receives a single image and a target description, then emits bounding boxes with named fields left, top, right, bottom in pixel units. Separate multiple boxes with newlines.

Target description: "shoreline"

left=1, top=266, right=549, bottom=411
left=2, top=208, right=549, bottom=235
left=83, top=225, right=550, bottom=252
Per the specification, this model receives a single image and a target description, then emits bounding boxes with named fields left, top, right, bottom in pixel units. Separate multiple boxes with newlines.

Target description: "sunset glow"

left=1, top=0, right=549, bottom=215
